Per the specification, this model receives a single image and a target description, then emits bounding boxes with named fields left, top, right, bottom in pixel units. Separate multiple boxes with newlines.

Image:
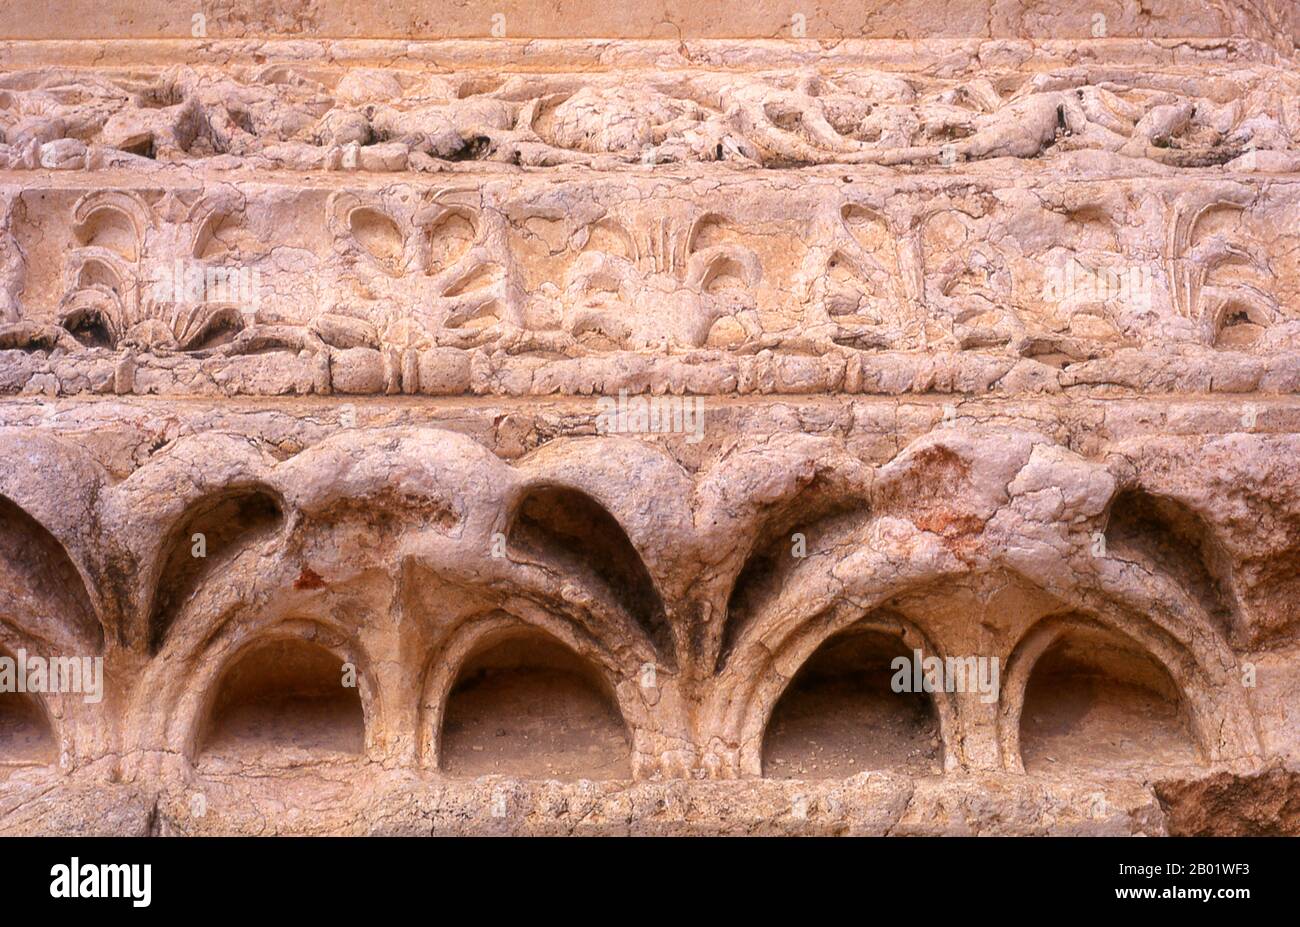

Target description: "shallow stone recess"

left=0, top=1, right=1298, bottom=836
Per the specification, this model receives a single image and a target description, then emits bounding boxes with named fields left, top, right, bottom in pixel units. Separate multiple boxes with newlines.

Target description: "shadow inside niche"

left=149, top=488, right=283, bottom=653
left=440, top=632, right=631, bottom=781
left=508, top=486, right=672, bottom=665
left=1019, top=625, right=1200, bottom=774
left=762, top=628, right=942, bottom=779
left=0, top=683, right=54, bottom=767
left=1104, top=489, right=1236, bottom=641
left=720, top=493, right=866, bottom=671
left=0, top=495, right=102, bottom=652
left=197, top=639, right=363, bottom=763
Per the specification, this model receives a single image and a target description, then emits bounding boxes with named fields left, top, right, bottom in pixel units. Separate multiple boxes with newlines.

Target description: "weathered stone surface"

left=1, top=2, right=1298, bottom=836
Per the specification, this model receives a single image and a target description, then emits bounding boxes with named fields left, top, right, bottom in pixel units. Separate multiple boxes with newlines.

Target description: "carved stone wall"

left=1, top=2, right=1298, bottom=835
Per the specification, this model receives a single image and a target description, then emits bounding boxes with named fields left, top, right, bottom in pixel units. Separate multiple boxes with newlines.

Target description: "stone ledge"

left=2, top=1, right=1295, bottom=44
left=8, top=764, right=1296, bottom=836
left=2, top=3, right=1298, bottom=838
left=7, top=346, right=1300, bottom=399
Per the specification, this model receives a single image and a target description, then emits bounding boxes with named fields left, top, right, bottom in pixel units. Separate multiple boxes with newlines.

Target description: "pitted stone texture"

left=1, top=1, right=1297, bottom=43
left=3, top=3, right=1300, bottom=836
left=4, top=167, right=1300, bottom=395
left=0, top=398, right=1297, bottom=833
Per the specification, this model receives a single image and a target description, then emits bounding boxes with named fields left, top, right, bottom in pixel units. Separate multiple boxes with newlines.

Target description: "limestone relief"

left=1, top=0, right=1299, bottom=843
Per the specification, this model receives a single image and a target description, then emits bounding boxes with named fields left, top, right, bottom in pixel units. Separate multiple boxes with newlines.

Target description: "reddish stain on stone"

left=294, top=567, right=327, bottom=590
